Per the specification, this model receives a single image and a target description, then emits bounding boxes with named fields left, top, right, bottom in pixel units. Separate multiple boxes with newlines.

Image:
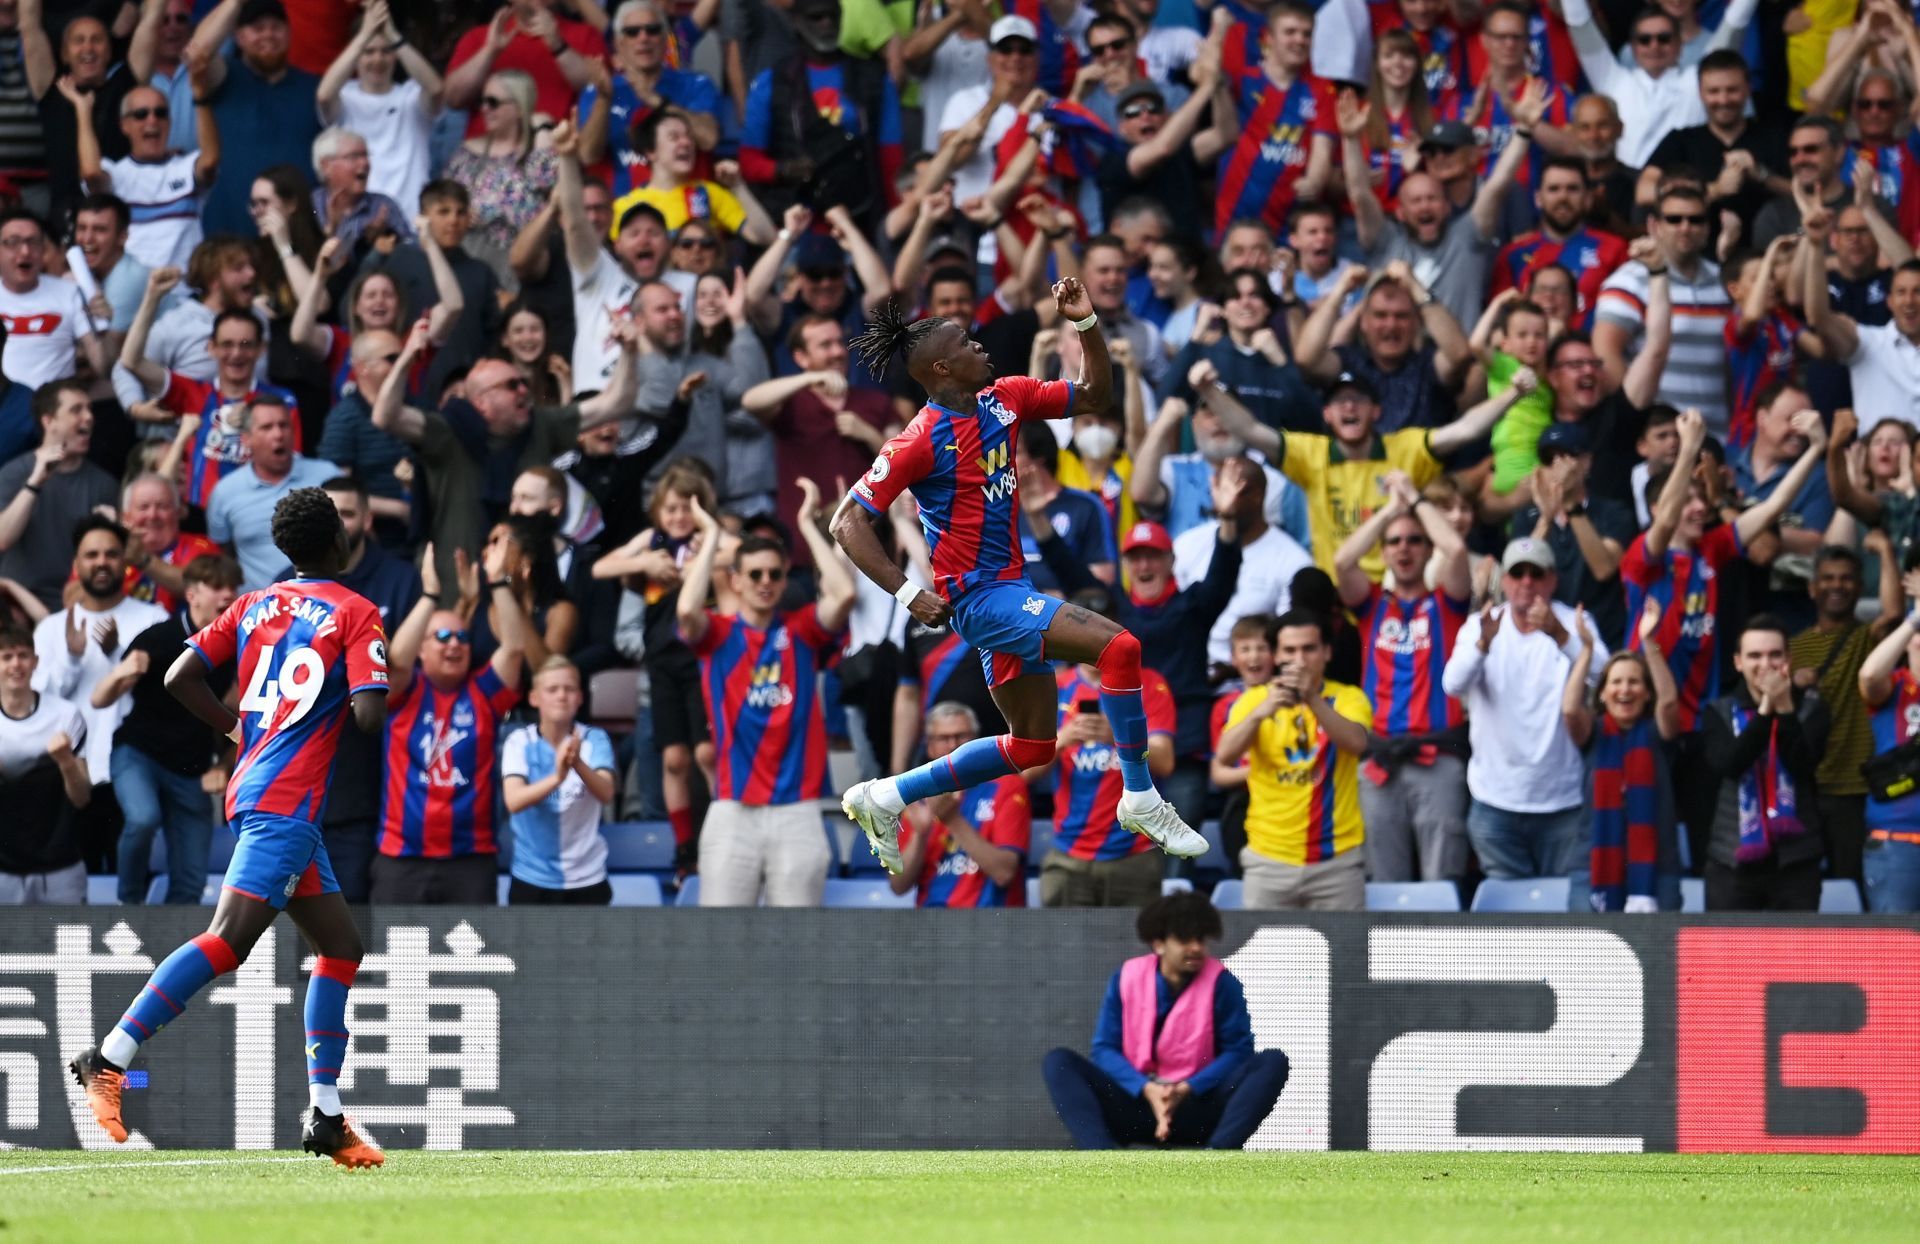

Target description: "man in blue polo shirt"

left=205, top=395, right=335, bottom=589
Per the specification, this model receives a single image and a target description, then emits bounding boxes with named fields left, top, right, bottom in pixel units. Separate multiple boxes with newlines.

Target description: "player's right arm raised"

left=1053, top=277, right=1113, bottom=419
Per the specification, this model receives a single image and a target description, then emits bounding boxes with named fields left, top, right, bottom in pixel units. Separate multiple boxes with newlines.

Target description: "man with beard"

left=118, top=472, right=219, bottom=612
left=1639, top=50, right=1789, bottom=236
left=549, top=118, right=694, bottom=392
left=29, top=516, right=166, bottom=871
left=206, top=396, right=338, bottom=590
left=1803, top=207, right=1920, bottom=435
left=1490, top=159, right=1630, bottom=326
left=73, top=81, right=220, bottom=270
left=1343, top=87, right=1541, bottom=331
left=0, top=383, right=118, bottom=609
left=187, top=0, right=323, bottom=237
left=0, top=209, right=106, bottom=389
left=1294, top=265, right=1471, bottom=434
left=1197, top=366, right=1534, bottom=577
left=1561, top=0, right=1761, bottom=169
left=1753, top=117, right=1871, bottom=251
left=95, top=552, right=239, bottom=904
left=17, top=0, right=136, bottom=233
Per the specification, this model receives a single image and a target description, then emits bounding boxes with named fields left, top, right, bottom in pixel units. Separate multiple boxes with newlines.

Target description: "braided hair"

left=271, top=488, right=345, bottom=569
left=850, top=297, right=946, bottom=378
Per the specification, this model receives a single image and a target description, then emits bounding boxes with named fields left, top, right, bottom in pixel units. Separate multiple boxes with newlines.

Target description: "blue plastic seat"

left=1469, top=877, right=1571, bottom=912
left=822, top=878, right=915, bottom=909
left=1211, top=879, right=1244, bottom=909
left=1161, top=877, right=1193, bottom=897
left=675, top=875, right=701, bottom=907
left=607, top=874, right=664, bottom=906
left=1194, top=821, right=1232, bottom=875
left=1025, top=876, right=1041, bottom=906
left=601, top=822, right=676, bottom=872
left=1028, top=820, right=1056, bottom=869
left=1680, top=877, right=1705, bottom=912
left=86, top=875, right=119, bottom=906
left=1820, top=878, right=1864, bottom=913
left=206, top=829, right=235, bottom=877
left=144, top=874, right=169, bottom=905
left=1365, top=881, right=1462, bottom=912
left=496, top=874, right=511, bottom=905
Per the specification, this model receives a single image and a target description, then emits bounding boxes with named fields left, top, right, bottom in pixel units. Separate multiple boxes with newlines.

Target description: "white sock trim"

left=100, top=1030, right=138, bottom=1069
left=870, top=779, right=905, bottom=815
left=1119, top=788, right=1161, bottom=812
left=309, top=1083, right=342, bottom=1115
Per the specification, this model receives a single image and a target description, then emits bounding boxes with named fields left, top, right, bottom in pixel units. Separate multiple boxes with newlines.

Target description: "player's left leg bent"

left=1041, top=600, right=1206, bottom=858
left=844, top=583, right=1061, bottom=873
left=284, top=871, right=382, bottom=1170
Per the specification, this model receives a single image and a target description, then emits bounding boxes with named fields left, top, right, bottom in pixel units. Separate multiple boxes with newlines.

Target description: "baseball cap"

left=1116, top=82, right=1166, bottom=112
left=1536, top=422, right=1592, bottom=461
left=1421, top=120, right=1477, bottom=151
left=792, top=232, right=847, bottom=274
left=926, top=233, right=971, bottom=264
left=990, top=15, right=1039, bottom=47
left=237, top=0, right=288, bottom=25
left=1121, top=521, right=1173, bottom=554
left=1322, top=370, right=1380, bottom=403
left=1500, top=537, right=1555, bottom=574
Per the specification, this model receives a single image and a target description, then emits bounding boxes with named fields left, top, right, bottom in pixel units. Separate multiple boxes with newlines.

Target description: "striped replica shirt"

left=1866, top=668, right=1920, bottom=831
left=1595, top=258, right=1732, bottom=440
left=1622, top=523, right=1741, bottom=734
left=902, top=775, right=1031, bottom=908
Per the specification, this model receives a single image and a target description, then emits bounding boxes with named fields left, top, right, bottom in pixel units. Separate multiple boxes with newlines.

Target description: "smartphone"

left=1076, top=701, right=1100, bottom=715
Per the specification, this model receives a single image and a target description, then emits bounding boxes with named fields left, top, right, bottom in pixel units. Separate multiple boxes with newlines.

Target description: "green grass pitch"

left=3, top=1150, right=1918, bottom=1243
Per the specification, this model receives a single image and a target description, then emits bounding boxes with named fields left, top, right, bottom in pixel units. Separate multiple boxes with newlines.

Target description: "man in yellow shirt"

left=1195, top=367, right=1535, bottom=578
left=609, top=109, right=776, bottom=244
left=1215, top=610, right=1373, bottom=910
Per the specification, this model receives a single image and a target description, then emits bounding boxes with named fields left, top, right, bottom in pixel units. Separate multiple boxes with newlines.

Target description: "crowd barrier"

left=0, top=911, right=1915, bottom=1153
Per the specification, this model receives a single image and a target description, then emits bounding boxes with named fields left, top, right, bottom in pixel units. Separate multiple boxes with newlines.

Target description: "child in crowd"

left=1630, top=404, right=1681, bottom=529
left=502, top=657, right=619, bottom=905
left=1472, top=292, right=1556, bottom=495
left=1563, top=600, right=1683, bottom=911
left=1208, top=614, right=1278, bottom=872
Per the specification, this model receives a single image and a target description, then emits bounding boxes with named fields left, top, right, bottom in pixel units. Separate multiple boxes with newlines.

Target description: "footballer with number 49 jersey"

left=186, top=578, right=388, bottom=824
left=849, top=374, right=1074, bottom=603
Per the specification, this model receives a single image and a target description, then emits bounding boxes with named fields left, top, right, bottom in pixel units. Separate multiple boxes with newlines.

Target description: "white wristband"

left=1071, top=312, right=1098, bottom=332
left=894, top=581, right=923, bottom=608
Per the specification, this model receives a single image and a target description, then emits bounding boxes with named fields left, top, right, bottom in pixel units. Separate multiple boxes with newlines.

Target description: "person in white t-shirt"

left=72, top=76, right=219, bottom=269
left=501, top=657, right=618, bottom=905
left=317, top=0, right=444, bottom=221
left=0, top=625, right=93, bottom=905
left=0, top=210, right=105, bottom=388
left=1171, top=456, right=1315, bottom=666
left=937, top=16, right=1040, bottom=209
left=549, top=117, right=693, bottom=390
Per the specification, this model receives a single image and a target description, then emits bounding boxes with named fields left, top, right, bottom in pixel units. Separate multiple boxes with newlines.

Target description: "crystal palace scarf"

left=1589, top=716, right=1660, bottom=912
left=1731, top=704, right=1805, bottom=863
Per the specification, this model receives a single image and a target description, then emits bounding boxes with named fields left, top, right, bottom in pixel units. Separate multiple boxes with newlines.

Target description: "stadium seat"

left=1365, top=881, right=1461, bottom=912
left=587, top=667, right=640, bottom=737
left=1469, top=877, right=1571, bottom=912
left=496, top=875, right=511, bottom=905
left=822, top=878, right=915, bottom=909
left=601, top=822, right=675, bottom=872
left=1162, top=878, right=1192, bottom=896
left=207, top=829, right=235, bottom=877
left=1028, top=821, right=1055, bottom=869
left=498, top=832, right=513, bottom=873
left=1193, top=821, right=1232, bottom=876
left=607, top=874, right=664, bottom=906
left=144, top=874, right=168, bottom=905
left=86, top=875, right=118, bottom=906
left=827, top=748, right=862, bottom=798
left=1680, top=877, right=1705, bottom=913
left=148, top=835, right=167, bottom=875
left=201, top=878, right=220, bottom=905
left=675, top=876, right=701, bottom=907
left=1819, top=879, right=1865, bottom=913
left=1025, top=876, right=1041, bottom=906
left=1211, top=879, right=1244, bottom=909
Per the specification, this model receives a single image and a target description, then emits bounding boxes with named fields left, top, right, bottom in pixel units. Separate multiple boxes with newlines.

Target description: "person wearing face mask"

left=1058, top=404, right=1136, bottom=541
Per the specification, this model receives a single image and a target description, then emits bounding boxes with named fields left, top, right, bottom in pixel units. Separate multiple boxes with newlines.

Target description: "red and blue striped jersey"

left=1489, top=226, right=1629, bottom=327
left=849, top=376, right=1075, bottom=603
left=1725, top=308, right=1804, bottom=450
left=1623, top=524, right=1742, bottom=733
left=1358, top=585, right=1468, bottom=737
left=1843, top=138, right=1920, bottom=241
left=1369, top=4, right=1469, bottom=103
left=1007, top=0, right=1081, bottom=95
left=186, top=578, right=388, bottom=825
left=160, top=374, right=300, bottom=509
left=1362, top=108, right=1419, bottom=215
left=1868, top=668, right=1920, bottom=831
left=1464, top=2, right=1582, bottom=95
left=378, top=665, right=520, bottom=857
left=1214, top=71, right=1336, bottom=237
left=903, top=775, right=1032, bottom=907
left=1444, top=76, right=1573, bottom=190
left=687, top=605, right=843, bottom=805
left=1052, top=666, right=1177, bottom=862
left=122, top=532, right=221, bottom=612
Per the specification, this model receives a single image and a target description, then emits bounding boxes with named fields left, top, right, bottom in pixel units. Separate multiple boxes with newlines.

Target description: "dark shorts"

left=368, top=852, right=497, bottom=905
left=950, top=579, right=1065, bottom=688
left=507, top=877, right=613, bottom=905
left=649, top=656, right=710, bottom=750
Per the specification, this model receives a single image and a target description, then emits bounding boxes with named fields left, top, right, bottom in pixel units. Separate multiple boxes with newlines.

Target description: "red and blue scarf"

left=1731, top=704, right=1806, bottom=863
left=1589, top=716, right=1660, bottom=912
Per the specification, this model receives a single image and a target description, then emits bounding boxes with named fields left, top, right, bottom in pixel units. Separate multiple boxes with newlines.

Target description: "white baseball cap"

left=990, top=15, right=1039, bottom=46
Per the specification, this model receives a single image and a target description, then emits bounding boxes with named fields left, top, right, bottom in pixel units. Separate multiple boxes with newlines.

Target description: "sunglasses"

left=479, top=95, right=511, bottom=110
left=675, top=236, right=719, bottom=250
left=995, top=39, right=1037, bottom=55
left=377, top=352, right=401, bottom=366
left=1661, top=212, right=1706, bottom=225
left=1634, top=31, right=1674, bottom=45
left=1857, top=97, right=1899, bottom=112
left=1383, top=534, right=1429, bottom=547
left=1789, top=142, right=1828, bottom=156
left=1120, top=101, right=1164, bottom=120
left=489, top=376, right=531, bottom=393
left=742, top=567, right=786, bottom=584
left=620, top=21, right=667, bottom=36
left=1506, top=564, right=1550, bottom=580
left=432, top=628, right=470, bottom=644
left=125, top=106, right=169, bottom=122
left=1088, top=37, right=1132, bottom=57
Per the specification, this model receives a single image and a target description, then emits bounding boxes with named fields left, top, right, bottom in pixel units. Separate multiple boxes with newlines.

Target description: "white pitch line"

left=0, top=1155, right=310, bottom=1176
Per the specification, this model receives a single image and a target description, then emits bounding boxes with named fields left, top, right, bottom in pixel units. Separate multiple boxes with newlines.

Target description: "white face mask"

left=1073, top=424, right=1120, bottom=461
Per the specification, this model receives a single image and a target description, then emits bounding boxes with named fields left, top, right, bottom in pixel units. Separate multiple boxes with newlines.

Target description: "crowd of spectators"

left=4, top=0, right=1920, bottom=916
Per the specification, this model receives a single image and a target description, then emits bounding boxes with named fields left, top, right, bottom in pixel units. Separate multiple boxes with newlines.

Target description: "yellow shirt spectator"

left=609, top=181, right=747, bottom=238
left=1057, top=451, right=1137, bottom=546
left=1229, top=680, right=1372, bottom=866
left=1280, top=428, right=1442, bottom=578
